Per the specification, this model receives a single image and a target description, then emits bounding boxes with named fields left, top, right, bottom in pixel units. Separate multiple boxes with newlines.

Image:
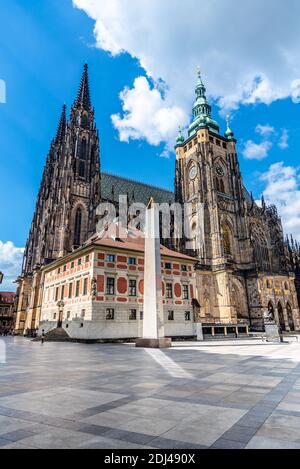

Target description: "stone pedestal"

left=135, top=199, right=171, bottom=349
left=194, top=323, right=204, bottom=341
left=264, top=322, right=280, bottom=342
left=136, top=338, right=172, bottom=349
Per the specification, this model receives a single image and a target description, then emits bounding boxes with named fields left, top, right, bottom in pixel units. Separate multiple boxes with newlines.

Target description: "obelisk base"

left=135, top=338, right=172, bottom=349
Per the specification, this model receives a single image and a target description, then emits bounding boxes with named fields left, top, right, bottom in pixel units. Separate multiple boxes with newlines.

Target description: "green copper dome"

left=188, top=68, right=220, bottom=137
left=176, top=125, right=185, bottom=145
left=225, top=115, right=235, bottom=140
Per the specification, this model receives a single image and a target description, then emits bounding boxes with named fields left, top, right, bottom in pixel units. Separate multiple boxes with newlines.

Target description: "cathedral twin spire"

left=74, top=63, right=92, bottom=110
left=54, top=64, right=92, bottom=143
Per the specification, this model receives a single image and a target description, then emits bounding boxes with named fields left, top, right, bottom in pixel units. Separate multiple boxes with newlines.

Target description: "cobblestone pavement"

left=1, top=336, right=300, bottom=449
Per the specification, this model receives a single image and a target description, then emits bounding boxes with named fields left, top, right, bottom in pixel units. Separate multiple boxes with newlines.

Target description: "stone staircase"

left=34, top=327, right=70, bottom=342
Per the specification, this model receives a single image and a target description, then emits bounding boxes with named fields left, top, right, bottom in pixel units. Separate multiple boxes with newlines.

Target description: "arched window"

left=81, top=114, right=89, bottom=128
left=79, top=161, right=85, bottom=178
left=190, top=221, right=197, bottom=252
left=215, top=178, right=220, bottom=192
left=80, top=138, right=87, bottom=160
left=222, top=224, right=232, bottom=256
left=74, top=208, right=82, bottom=247
left=251, top=225, right=270, bottom=271
left=220, top=179, right=225, bottom=193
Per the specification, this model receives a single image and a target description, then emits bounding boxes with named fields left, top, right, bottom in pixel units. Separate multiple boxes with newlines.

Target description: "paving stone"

left=1, top=429, right=36, bottom=442
left=220, top=425, right=257, bottom=444
left=211, top=438, right=245, bottom=449
left=151, top=436, right=207, bottom=450
left=2, top=336, right=300, bottom=449
left=246, top=436, right=300, bottom=449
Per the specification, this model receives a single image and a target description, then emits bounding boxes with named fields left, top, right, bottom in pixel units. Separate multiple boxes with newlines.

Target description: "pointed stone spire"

left=74, top=64, right=91, bottom=110
left=261, top=194, right=266, bottom=210
left=291, top=234, right=295, bottom=251
left=54, top=104, right=67, bottom=145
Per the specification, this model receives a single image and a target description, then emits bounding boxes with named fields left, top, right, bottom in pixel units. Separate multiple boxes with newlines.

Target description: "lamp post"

left=0, top=272, right=3, bottom=285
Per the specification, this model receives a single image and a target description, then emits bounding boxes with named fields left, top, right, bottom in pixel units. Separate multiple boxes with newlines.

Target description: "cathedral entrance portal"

left=277, top=302, right=286, bottom=332
left=57, top=301, right=64, bottom=329
left=286, top=303, right=295, bottom=331
left=231, top=279, right=248, bottom=322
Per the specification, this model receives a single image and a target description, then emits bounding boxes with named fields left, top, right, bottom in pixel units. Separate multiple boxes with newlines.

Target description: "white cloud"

left=243, top=140, right=273, bottom=160
left=0, top=241, right=24, bottom=291
left=256, top=124, right=275, bottom=136
left=291, top=79, right=300, bottom=103
left=261, top=162, right=300, bottom=239
left=73, top=0, right=300, bottom=147
left=278, top=128, right=289, bottom=150
left=111, top=76, right=186, bottom=154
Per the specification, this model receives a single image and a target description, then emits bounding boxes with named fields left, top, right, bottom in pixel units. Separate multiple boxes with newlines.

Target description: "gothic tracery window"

left=74, top=208, right=82, bottom=247
left=251, top=225, right=270, bottom=271
left=79, top=161, right=85, bottom=178
left=81, top=113, right=89, bottom=128
left=220, top=179, right=225, bottom=193
left=78, top=137, right=87, bottom=178
left=80, top=138, right=87, bottom=160
left=222, top=224, right=232, bottom=256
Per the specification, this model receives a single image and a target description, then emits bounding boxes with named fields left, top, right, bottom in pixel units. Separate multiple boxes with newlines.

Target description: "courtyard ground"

left=1, top=336, right=300, bottom=449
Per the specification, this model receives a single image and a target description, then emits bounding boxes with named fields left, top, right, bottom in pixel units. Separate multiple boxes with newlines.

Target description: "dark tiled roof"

left=101, top=173, right=175, bottom=205
left=101, top=172, right=252, bottom=207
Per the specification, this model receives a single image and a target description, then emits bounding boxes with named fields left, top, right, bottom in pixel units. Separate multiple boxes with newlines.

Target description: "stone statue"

left=263, top=309, right=275, bottom=324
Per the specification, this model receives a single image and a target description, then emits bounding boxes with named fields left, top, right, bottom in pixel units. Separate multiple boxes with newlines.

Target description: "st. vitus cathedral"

left=15, top=65, right=300, bottom=337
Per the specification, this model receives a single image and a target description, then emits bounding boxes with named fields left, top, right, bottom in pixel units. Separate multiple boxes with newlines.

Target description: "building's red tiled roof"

left=0, top=292, right=16, bottom=303
left=91, top=236, right=196, bottom=262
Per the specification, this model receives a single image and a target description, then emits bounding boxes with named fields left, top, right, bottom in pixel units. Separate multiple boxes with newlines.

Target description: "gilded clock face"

left=189, top=166, right=198, bottom=180
left=215, top=164, right=224, bottom=177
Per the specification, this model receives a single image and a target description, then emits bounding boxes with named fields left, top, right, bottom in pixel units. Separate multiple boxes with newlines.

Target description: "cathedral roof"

left=101, top=173, right=175, bottom=205
left=101, top=172, right=252, bottom=207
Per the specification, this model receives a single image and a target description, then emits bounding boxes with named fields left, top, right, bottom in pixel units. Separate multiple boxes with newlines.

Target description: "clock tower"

left=174, top=71, right=252, bottom=325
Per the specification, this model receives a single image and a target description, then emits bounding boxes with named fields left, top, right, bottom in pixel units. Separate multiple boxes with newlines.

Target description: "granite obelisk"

left=136, top=199, right=171, bottom=348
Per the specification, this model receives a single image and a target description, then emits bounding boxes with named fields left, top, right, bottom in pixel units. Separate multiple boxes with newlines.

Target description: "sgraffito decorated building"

left=0, top=292, right=16, bottom=332
left=39, top=227, right=197, bottom=341
left=14, top=65, right=300, bottom=340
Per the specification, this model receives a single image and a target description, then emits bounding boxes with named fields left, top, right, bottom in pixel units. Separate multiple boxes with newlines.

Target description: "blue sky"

left=1, top=0, right=300, bottom=289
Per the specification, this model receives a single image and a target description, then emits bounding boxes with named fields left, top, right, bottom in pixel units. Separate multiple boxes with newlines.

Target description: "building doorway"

left=57, top=301, right=64, bottom=328
left=286, top=303, right=295, bottom=332
left=277, top=302, right=286, bottom=331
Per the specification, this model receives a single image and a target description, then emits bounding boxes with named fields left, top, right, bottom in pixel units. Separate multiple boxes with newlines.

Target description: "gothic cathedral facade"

left=15, top=65, right=300, bottom=336
left=15, top=65, right=101, bottom=333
